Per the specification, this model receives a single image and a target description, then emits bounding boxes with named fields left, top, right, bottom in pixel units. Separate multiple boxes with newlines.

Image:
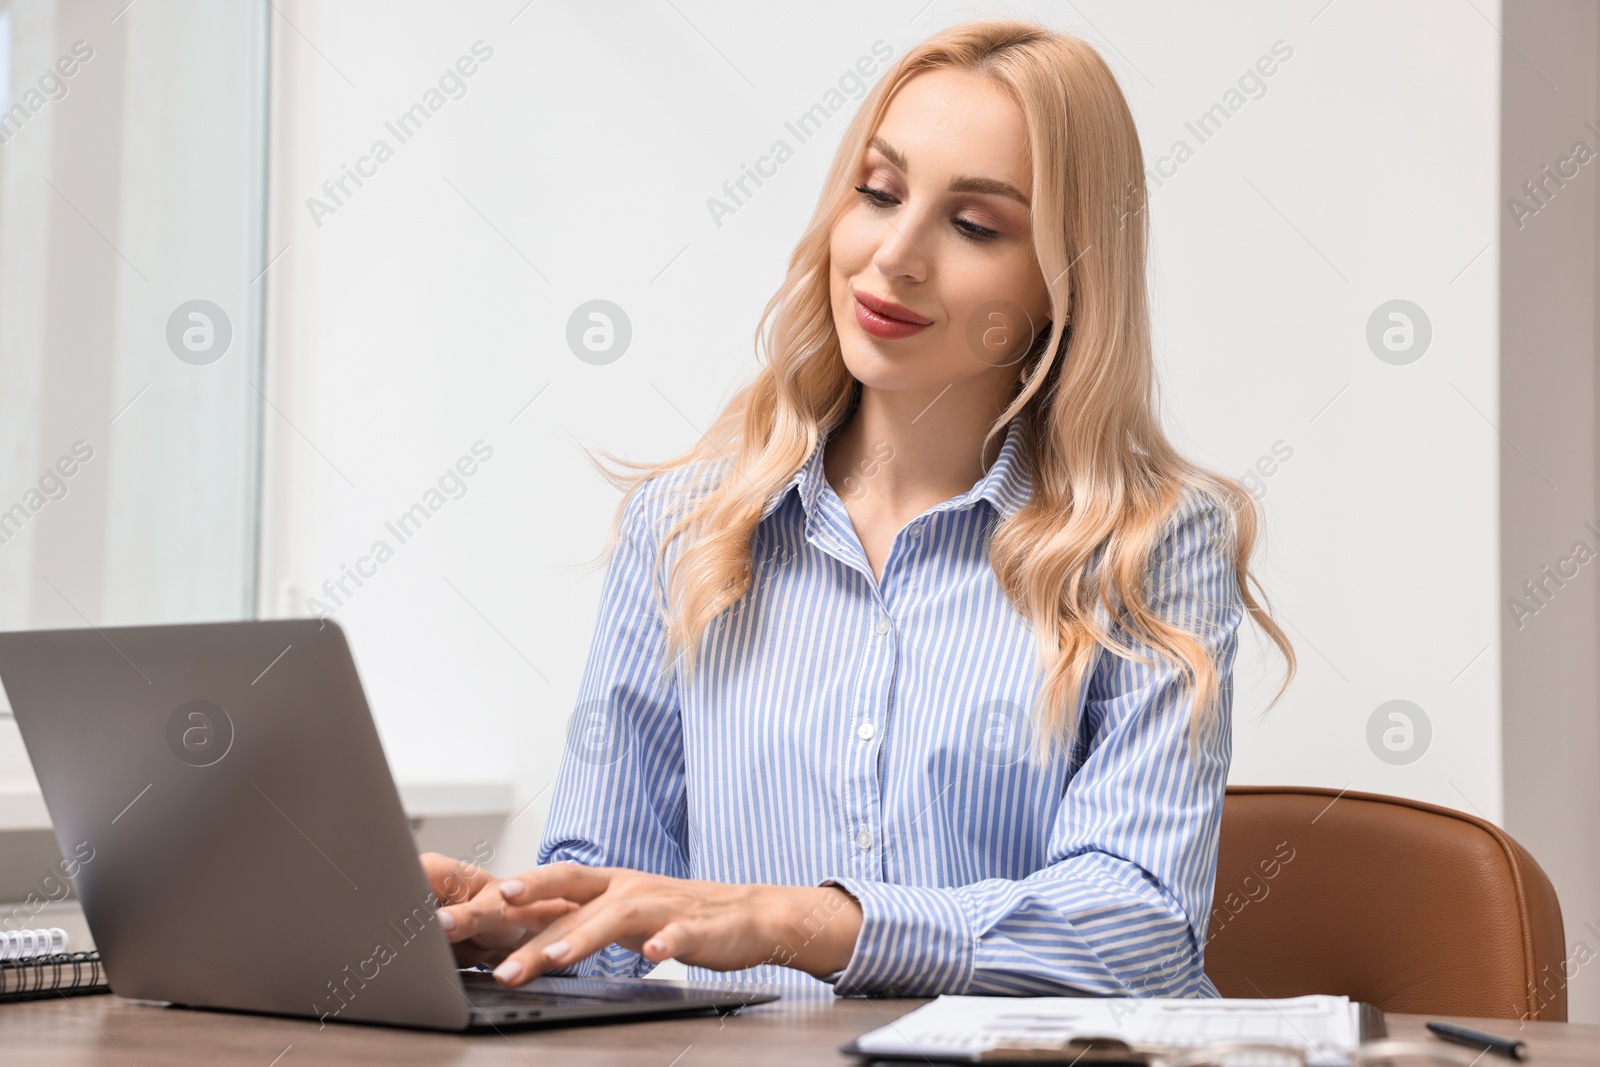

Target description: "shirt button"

left=857, top=722, right=876, bottom=740
left=910, top=523, right=924, bottom=540
left=856, top=828, right=873, bottom=850
left=875, top=616, right=891, bottom=635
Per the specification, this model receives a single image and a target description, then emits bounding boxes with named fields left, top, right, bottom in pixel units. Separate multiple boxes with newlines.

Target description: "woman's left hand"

left=489, top=862, right=862, bottom=986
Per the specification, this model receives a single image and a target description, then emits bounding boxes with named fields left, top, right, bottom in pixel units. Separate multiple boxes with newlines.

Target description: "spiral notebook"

left=0, top=928, right=108, bottom=1003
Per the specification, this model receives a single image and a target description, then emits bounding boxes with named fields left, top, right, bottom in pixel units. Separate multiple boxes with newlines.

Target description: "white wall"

left=1130, top=3, right=1502, bottom=817
left=260, top=0, right=1517, bottom=991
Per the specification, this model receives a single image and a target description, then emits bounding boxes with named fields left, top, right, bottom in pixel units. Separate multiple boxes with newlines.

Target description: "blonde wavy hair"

left=594, top=18, right=1295, bottom=763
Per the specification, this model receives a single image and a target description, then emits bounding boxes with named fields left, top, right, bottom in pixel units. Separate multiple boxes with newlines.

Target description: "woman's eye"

left=853, top=185, right=1000, bottom=242
left=954, top=218, right=1000, bottom=241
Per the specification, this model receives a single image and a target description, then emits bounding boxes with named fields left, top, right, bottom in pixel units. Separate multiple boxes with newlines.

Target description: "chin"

left=837, top=334, right=901, bottom=372
left=838, top=344, right=949, bottom=394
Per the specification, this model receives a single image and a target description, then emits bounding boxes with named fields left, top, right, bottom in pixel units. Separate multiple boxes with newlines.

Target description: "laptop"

left=0, top=618, right=779, bottom=1030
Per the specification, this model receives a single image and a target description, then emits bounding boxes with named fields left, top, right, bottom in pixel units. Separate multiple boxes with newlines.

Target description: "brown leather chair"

left=1204, top=785, right=1567, bottom=1021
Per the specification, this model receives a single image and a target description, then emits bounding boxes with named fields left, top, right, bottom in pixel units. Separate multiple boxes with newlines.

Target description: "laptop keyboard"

left=460, top=972, right=711, bottom=1008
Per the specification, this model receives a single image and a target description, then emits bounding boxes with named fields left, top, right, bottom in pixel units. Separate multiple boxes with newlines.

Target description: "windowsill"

left=0, top=781, right=514, bottom=833
left=0, top=786, right=50, bottom=833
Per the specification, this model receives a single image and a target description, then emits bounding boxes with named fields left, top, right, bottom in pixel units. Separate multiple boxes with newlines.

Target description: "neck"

left=824, top=380, right=1013, bottom=515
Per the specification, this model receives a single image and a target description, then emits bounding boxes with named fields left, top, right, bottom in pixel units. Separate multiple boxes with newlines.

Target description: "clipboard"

left=838, top=1000, right=1387, bottom=1065
left=840, top=1033, right=1147, bottom=1064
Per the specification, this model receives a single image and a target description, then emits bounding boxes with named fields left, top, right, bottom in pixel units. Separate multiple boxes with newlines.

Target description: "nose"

left=870, top=213, right=932, bottom=283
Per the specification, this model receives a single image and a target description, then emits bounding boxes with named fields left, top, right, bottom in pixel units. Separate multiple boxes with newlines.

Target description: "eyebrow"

left=868, top=135, right=1031, bottom=208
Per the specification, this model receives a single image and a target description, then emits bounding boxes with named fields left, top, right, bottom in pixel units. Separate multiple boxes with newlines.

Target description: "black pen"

left=1425, top=1021, right=1528, bottom=1061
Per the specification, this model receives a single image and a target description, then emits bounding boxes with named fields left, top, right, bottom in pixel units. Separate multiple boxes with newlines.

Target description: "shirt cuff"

left=817, top=877, right=974, bottom=997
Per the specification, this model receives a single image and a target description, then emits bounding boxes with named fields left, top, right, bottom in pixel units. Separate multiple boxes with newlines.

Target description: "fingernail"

left=437, top=910, right=456, bottom=931
left=645, top=938, right=666, bottom=956
left=493, top=959, right=524, bottom=982
left=498, top=879, right=525, bottom=900
left=542, top=940, right=570, bottom=962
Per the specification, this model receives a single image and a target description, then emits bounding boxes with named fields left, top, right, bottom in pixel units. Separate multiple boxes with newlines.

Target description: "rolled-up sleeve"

left=819, top=489, right=1243, bottom=998
left=536, top=480, right=688, bottom=979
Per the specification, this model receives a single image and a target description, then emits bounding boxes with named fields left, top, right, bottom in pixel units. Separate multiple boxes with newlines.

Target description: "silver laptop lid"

left=0, top=619, right=471, bottom=1030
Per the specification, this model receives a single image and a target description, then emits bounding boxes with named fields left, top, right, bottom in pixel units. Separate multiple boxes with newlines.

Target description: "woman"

left=424, top=18, right=1294, bottom=998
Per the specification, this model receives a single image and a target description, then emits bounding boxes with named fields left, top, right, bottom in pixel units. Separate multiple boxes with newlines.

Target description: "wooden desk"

left=2, top=988, right=1596, bottom=1065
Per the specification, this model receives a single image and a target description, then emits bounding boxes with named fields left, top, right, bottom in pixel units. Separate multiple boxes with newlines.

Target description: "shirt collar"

left=760, top=416, right=1032, bottom=523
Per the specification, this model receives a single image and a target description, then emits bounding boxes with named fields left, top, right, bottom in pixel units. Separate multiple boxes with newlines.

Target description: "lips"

left=854, top=290, right=932, bottom=325
left=853, top=289, right=932, bottom=340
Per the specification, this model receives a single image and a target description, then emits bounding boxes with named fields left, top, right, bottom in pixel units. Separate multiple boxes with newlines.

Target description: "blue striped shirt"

left=537, top=416, right=1242, bottom=997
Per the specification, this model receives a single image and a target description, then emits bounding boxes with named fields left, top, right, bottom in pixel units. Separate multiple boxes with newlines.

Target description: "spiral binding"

left=0, top=951, right=106, bottom=1002
left=0, top=927, right=69, bottom=961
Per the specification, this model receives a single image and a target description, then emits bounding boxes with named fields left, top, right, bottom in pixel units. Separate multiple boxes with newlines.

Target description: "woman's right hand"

left=420, top=852, right=581, bottom=968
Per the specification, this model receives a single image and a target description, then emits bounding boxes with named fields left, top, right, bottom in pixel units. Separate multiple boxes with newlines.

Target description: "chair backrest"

left=1204, top=785, right=1567, bottom=1021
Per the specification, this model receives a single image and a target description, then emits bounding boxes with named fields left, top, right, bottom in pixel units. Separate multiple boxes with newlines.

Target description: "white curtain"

left=0, top=0, right=266, bottom=783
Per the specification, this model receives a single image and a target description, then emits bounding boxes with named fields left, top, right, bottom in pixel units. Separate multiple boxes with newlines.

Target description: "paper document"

left=850, top=993, right=1364, bottom=1065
